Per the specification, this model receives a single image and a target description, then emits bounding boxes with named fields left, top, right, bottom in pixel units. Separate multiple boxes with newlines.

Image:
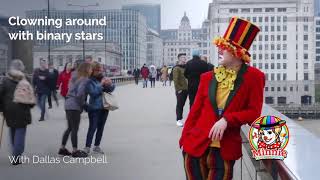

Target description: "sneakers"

left=58, top=148, right=72, bottom=156
left=83, top=147, right=90, bottom=154
left=176, top=120, right=184, bottom=127
left=93, top=146, right=104, bottom=154
left=72, top=150, right=88, bottom=158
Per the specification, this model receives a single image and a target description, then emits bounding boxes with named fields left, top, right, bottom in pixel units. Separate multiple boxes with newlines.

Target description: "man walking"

left=33, top=60, right=50, bottom=121
left=47, top=62, right=59, bottom=109
left=133, top=68, right=140, bottom=85
left=140, top=64, right=149, bottom=88
left=173, top=53, right=188, bottom=127
left=184, top=50, right=209, bottom=108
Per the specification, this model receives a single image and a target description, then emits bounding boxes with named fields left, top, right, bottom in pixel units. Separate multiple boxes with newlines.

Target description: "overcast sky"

left=0, top=0, right=212, bottom=29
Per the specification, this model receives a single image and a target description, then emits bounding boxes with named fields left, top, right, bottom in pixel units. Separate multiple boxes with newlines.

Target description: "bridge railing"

left=239, top=104, right=320, bottom=180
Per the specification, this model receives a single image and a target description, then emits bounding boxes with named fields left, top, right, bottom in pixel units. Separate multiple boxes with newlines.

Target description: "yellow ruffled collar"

left=214, top=66, right=238, bottom=90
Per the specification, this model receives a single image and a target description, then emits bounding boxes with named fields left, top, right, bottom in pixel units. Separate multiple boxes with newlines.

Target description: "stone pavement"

left=0, top=82, right=247, bottom=180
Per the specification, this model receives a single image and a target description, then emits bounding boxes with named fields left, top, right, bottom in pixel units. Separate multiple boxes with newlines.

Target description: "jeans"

left=37, top=93, right=47, bottom=120
left=62, top=110, right=81, bottom=148
left=134, top=77, right=139, bottom=85
left=150, top=78, right=156, bottom=88
left=176, top=90, right=188, bottom=121
left=143, top=78, right=148, bottom=88
left=9, top=127, right=27, bottom=157
left=48, top=90, right=58, bottom=108
left=86, top=109, right=109, bottom=148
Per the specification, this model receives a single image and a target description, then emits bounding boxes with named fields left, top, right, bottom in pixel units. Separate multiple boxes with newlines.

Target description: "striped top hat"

left=213, top=17, right=260, bottom=63
left=252, top=116, right=286, bottom=130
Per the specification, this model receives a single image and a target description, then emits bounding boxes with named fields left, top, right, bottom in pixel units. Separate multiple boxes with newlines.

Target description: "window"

left=259, top=54, right=262, bottom=60
left=304, top=25, right=308, bottom=32
left=277, top=44, right=281, bottom=51
left=253, top=45, right=257, bottom=51
left=259, top=17, right=263, bottom=22
left=259, top=35, right=262, bottom=41
left=277, top=63, right=281, bottom=69
left=259, top=63, right=263, bottom=69
left=271, top=44, right=275, bottom=50
left=316, top=42, right=320, bottom=47
left=283, top=35, right=287, bottom=41
left=271, top=35, right=275, bottom=41
left=277, top=35, right=281, bottom=41
left=265, top=53, right=269, bottom=59
left=283, top=87, right=287, bottom=92
left=271, top=73, right=275, bottom=81
left=253, top=54, right=256, bottom=60
left=278, top=8, right=287, bottom=12
left=266, top=8, right=275, bottom=12
left=304, top=44, right=308, bottom=50
left=271, top=26, right=275, bottom=32
left=283, top=44, right=287, bottom=50
left=271, top=87, right=275, bottom=91
left=253, top=8, right=262, bottom=12
left=277, top=26, right=281, bottom=31
left=304, top=35, right=308, bottom=41
left=283, top=63, right=287, bottom=69
left=283, top=54, right=287, bottom=59
left=304, top=85, right=309, bottom=91
left=283, top=25, right=287, bottom=31
left=271, top=54, right=275, bottom=59
left=277, top=54, right=281, bottom=59
left=283, top=74, right=287, bottom=80
left=271, top=63, right=275, bottom=69
left=265, top=74, right=269, bottom=80
left=253, top=63, right=256, bottom=67
left=241, top=8, right=250, bottom=13
left=265, top=97, right=274, bottom=104
left=317, top=56, right=320, bottom=62
left=290, top=87, right=293, bottom=92
left=265, top=87, right=269, bottom=91
left=271, top=17, right=275, bottom=22
left=277, top=86, right=281, bottom=91
left=283, top=16, right=287, bottom=22
left=265, top=63, right=269, bottom=69
left=265, top=35, right=269, bottom=41
left=304, top=54, right=308, bottom=60
left=265, top=26, right=269, bottom=32
left=253, top=17, right=257, bottom=22
left=304, top=73, right=309, bottom=80
left=277, top=16, right=281, bottom=22
left=265, top=17, right=269, bottom=22
left=304, top=63, right=308, bottom=69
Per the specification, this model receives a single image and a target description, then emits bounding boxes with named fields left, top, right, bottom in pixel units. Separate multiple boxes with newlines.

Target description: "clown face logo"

left=249, top=116, right=289, bottom=160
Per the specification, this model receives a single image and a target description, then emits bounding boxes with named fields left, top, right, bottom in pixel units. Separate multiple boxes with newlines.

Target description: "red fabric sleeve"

left=223, top=71, right=265, bottom=128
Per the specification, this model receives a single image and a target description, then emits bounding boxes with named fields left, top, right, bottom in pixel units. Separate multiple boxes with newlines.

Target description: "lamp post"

left=67, top=3, right=99, bottom=60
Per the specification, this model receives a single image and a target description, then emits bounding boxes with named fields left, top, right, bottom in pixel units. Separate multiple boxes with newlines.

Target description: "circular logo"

left=249, top=116, right=289, bottom=151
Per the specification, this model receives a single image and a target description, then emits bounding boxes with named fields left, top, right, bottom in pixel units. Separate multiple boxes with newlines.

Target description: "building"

left=146, top=29, right=163, bottom=67
left=122, top=4, right=161, bottom=34
left=26, top=9, right=147, bottom=71
left=316, top=0, right=320, bottom=16
left=0, top=26, right=9, bottom=74
left=33, top=42, right=121, bottom=76
left=208, top=0, right=315, bottom=105
left=161, top=13, right=210, bottom=66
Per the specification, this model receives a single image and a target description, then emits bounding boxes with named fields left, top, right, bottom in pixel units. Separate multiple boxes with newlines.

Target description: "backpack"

left=13, top=78, right=36, bottom=105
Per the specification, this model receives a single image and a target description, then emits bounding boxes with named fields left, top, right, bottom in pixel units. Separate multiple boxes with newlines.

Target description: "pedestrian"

left=33, top=59, right=50, bottom=121
left=140, top=64, right=149, bottom=88
left=168, top=67, right=173, bottom=86
left=173, top=53, right=188, bottom=127
left=201, top=55, right=215, bottom=71
left=156, top=68, right=161, bottom=81
left=161, top=65, right=169, bottom=86
left=57, top=62, right=73, bottom=99
left=149, top=65, right=157, bottom=88
left=184, top=50, right=209, bottom=108
left=83, top=62, right=115, bottom=154
left=0, top=59, right=35, bottom=165
left=47, top=62, right=59, bottom=109
left=58, top=62, right=93, bottom=157
left=133, top=68, right=140, bottom=85
left=179, top=17, right=265, bottom=180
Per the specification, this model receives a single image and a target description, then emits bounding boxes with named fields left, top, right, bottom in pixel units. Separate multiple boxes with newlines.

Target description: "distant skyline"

left=0, top=0, right=211, bottom=29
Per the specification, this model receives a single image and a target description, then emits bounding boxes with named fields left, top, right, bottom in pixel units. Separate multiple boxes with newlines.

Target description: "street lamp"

left=67, top=3, right=99, bottom=60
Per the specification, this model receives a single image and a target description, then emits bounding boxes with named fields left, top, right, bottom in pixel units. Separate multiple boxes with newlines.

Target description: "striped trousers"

left=183, top=148, right=235, bottom=180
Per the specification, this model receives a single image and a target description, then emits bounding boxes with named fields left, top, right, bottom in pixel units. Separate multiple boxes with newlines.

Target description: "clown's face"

left=218, top=49, right=242, bottom=66
left=259, top=129, right=277, bottom=145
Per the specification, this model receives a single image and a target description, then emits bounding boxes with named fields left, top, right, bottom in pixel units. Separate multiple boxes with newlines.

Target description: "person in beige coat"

left=161, top=65, right=169, bottom=86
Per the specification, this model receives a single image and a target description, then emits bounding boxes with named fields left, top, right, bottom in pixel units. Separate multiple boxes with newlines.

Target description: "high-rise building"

left=146, top=29, right=163, bottom=67
left=161, top=13, right=209, bottom=65
left=26, top=9, right=148, bottom=71
left=208, top=0, right=315, bottom=105
left=122, top=4, right=161, bottom=33
left=315, top=0, right=320, bottom=16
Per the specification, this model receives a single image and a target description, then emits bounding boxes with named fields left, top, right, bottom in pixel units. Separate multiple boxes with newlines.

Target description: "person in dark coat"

left=33, top=60, right=50, bottom=121
left=201, top=55, right=215, bottom=71
left=47, top=62, right=59, bottom=108
left=133, top=68, right=140, bottom=85
left=0, top=59, right=35, bottom=165
left=184, top=50, right=210, bottom=108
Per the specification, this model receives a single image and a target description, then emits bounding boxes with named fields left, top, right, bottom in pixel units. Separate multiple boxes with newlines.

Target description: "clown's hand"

left=209, top=117, right=228, bottom=141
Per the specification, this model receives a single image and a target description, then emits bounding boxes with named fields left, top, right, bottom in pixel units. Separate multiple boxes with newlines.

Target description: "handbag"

left=102, top=92, right=119, bottom=111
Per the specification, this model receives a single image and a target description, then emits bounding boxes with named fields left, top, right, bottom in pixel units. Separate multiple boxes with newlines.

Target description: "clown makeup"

left=259, top=128, right=280, bottom=145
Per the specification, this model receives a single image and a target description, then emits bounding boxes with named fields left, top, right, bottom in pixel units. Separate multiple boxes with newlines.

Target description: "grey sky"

left=0, top=0, right=211, bottom=29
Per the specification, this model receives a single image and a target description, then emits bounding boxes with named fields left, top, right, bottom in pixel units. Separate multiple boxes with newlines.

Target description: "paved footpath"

left=0, top=82, right=245, bottom=180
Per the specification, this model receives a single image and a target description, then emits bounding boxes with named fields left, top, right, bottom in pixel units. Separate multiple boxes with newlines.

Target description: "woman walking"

left=161, top=65, right=169, bottom=86
left=83, top=62, right=115, bottom=154
left=149, top=65, right=157, bottom=88
left=58, top=62, right=92, bottom=157
left=0, top=60, right=35, bottom=165
left=56, top=62, right=73, bottom=98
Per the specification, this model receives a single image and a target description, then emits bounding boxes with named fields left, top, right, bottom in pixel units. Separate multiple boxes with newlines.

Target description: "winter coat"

left=86, top=77, right=115, bottom=111
left=161, top=67, right=169, bottom=81
left=0, top=70, right=34, bottom=128
left=33, top=68, right=50, bottom=95
left=140, top=67, right=149, bottom=79
left=48, top=68, right=59, bottom=90
left=173, top=65, right=188, bottom=92
left=149, top=68, right=157, bottom=79
left=65, top=77, right=90, bottom=112
left=57, top=70, right=72, bottom=97
left=184, top=56, right=210, bottom=94
left=133, top=69, right=140, bottom=78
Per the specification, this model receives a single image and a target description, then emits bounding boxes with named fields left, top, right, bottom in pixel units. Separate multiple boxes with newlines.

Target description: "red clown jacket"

left=179, top=63, right=265, bottom=160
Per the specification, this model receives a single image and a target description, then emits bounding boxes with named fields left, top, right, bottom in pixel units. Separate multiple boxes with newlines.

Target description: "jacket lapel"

left=224, top=63, right=248, bottom=111
left=209, top=63, right=248, bottom=117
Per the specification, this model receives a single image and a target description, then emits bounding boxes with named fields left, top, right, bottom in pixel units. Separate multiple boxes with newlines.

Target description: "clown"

left=179, top=17, right=265, bottom=180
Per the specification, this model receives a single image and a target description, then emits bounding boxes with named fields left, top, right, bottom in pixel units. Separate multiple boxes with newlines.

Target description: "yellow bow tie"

left=214, top=66, right=237, bottom=90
